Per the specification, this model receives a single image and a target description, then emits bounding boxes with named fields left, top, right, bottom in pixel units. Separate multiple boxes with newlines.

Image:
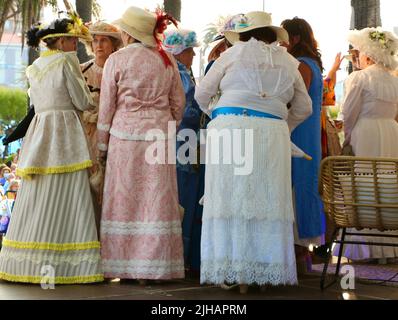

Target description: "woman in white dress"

left=195, top=12, right=312, bottom=293
left=0, top=15, right=103, bottom=284
left=339, top=27, right=398, bottom=262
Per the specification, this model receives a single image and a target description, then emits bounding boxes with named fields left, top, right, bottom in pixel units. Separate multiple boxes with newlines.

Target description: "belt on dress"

left=211, top=107, right=282, bottom=120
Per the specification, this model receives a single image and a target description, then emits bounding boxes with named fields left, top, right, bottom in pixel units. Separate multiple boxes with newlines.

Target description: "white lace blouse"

left=341, top=64, right=398, bottom=143
left=194, top=38, right=312, bottom=132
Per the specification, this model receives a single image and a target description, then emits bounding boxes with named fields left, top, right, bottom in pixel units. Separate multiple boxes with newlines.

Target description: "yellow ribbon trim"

left=40, top=49, right=63, bottom=58
left=16, top=160, right=93, bottom=179
left=3, top=239, right=100, bottom=251
left=0, top=272, right=104, bottom=284
left=41, top=33, right=92, bottom=41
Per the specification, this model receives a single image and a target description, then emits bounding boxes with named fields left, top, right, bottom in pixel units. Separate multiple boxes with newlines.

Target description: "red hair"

left=154, top=8, right=178, bottom=67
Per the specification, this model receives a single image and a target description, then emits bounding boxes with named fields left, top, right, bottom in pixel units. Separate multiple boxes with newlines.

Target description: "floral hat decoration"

left=224, top=11, right=289, bottom=45
left=348, top=27, right=398, bottom=70
left=163, top=29, right=200, bottom=55
left=209, top=14, right=245, bottom=42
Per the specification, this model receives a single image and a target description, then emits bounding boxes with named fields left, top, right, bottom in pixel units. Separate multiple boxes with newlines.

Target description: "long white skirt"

left=339, top=118, right=398, bottom=260
left=200, top=115, right=297, bottom=286
left=0, top=170, right=103, bottom=284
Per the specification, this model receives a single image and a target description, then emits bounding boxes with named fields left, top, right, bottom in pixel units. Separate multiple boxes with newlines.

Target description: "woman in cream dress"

left=0, top=16, right=103, bottom=284
left=338, top=27, right=398, bottom=262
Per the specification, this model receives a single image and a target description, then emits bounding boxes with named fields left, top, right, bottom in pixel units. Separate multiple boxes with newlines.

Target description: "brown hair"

left=43, top=37, right=61, bottom=50
left=281, top=17, right=323, bottom=71
left=85, top=35, right=123, bottom=55
left=239, top=27, right=277, bottom=44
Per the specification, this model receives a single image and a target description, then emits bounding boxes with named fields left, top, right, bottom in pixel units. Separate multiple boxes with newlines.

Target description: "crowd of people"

left=0, top=5, right=397, bottom=293
left=0, top=156, right=20, bottom=235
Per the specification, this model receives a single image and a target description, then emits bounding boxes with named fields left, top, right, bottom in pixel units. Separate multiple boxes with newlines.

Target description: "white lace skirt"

left=201, top=217, right=297, bottom=285
left=200, top=115, right=297, bottom=286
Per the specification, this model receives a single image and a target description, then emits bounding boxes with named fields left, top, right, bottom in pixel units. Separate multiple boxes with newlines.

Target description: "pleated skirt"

left=0, top=170, right=103, bottom=284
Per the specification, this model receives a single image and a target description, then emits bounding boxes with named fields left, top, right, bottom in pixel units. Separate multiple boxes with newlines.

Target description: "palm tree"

left=0, top=0, right=101, bottom=63
left=0, top=0, right=16, bottom=41
left=75, top=0, right=92, bottom=62
left=0, top=1, right=58, bottom=43
left=351, top=0, right=382, bottom=30
left=163, top=0, right=181, bottom=21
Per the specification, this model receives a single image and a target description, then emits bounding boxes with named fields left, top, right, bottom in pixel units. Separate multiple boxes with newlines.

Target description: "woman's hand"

left=331, top=52, right=343, bottom=72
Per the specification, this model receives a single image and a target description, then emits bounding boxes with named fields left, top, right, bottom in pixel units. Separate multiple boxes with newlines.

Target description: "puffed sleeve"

left=341, top=71, right=365, bottom=145
left=97, top=55, right=119, bottom=152
left=194, top=57, right=226, bottom=116
left=287, top=70, right=313, bottom=132
left=63, top=53, right=94, bottom=111
left=169, top=60, right=186, bottom=123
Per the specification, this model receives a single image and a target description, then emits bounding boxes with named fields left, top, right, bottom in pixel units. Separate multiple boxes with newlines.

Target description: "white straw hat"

left=224, top=11, right=289, bottom=44
left=348, top=27, right=398, bottom=70
left=113, top=6, right=157, bottom=47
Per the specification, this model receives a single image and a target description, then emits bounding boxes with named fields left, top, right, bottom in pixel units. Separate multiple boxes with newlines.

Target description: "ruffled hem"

left=16, top=160, right=92, bottom=179
left=0, top=272, right=104, bottom=284
left=2, top=239, right=100, bottom=251
left=200, top=260, right=298, bottom=286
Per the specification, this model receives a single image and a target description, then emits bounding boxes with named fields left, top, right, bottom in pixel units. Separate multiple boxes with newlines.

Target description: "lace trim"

left=0, top=272, right=103, bottom=284
left=97, top=123, right=110, bottom=132
left=101, top=220, right=182, bottom=235
left=102, top=259, right=184, bottom=274
left=16, top=160, right=92, bottom=179
left=3, top=239, right=100, bottom=251
left=0, top=249, right=101, bottom=266
left=27, top=57, right=66, bottom=82
left=200, top=259, right=297, bottom=286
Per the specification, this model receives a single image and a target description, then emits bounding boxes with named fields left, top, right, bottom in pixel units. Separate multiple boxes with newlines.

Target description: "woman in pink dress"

left=97, top=6, right=186, bottom=283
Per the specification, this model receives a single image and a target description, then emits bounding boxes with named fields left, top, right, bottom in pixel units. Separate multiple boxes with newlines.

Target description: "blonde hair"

left=1, top=166, right=11, bottom=177
left=8, top=179, right=20, bottom=190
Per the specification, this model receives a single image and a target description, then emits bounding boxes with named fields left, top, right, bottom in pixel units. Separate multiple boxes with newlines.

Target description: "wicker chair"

left=318, top=156, right=398, bottom=290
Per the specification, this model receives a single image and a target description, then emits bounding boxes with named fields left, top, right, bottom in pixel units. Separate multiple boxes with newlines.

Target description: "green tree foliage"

left=0, top=86, right=27, bottom=134
left=164, top=0, right=181, bottom=21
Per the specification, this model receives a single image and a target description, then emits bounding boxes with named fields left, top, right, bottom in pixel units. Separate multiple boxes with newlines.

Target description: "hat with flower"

left=224, top=11, right=289, bottom=44
left=348, top=27, right=398, bottom=70
left=163, top=29, right=200, bottom=55
left=212, top=14, right=245, bottom=42
left=26, top=1, right=93, bottom=49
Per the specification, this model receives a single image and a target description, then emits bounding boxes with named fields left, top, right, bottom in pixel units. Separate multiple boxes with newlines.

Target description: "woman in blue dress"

left=281, top=17, right=324, bottom=271
left=163, top=29, right=204, bottom=275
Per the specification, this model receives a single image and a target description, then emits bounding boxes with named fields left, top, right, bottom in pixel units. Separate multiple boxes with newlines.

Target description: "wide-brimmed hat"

left=224, top=11, right=289, bottom=44
left=41, top=12, right=92, bottom=42
left=163, top=29, right=200, bottom=55
left=88, top=21, right=121, bottom=40
left=113, top=6, right=157, bottom=47
left=348, top=27, right=398, bottom=70
left=212, top=14, right=245, bottom=42
left=84, top=21, right=122, bottom=53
